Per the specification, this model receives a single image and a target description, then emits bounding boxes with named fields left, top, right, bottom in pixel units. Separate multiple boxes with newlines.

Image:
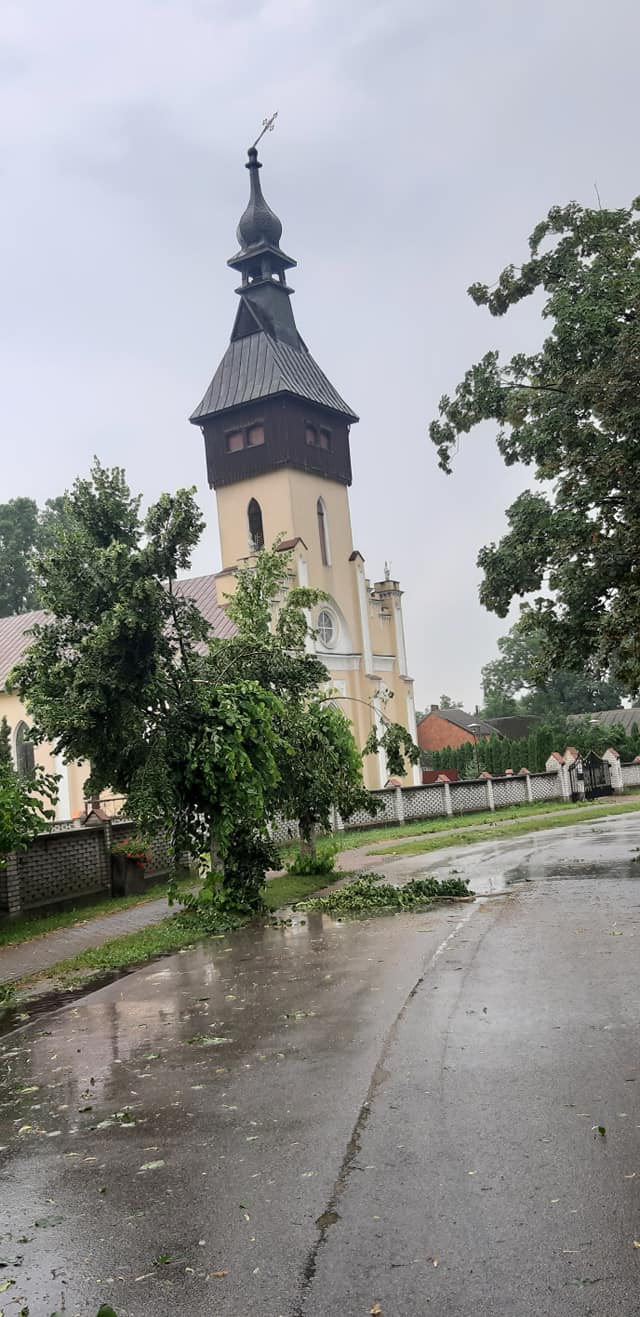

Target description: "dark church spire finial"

left=236, top=114, right=282, bottom=252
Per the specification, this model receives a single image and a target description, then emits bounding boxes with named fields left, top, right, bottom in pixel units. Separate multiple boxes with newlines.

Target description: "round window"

left=317, top=608, right=336, bottom=647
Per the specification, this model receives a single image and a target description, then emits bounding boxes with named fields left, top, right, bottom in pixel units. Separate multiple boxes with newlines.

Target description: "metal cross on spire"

left=251, top=111, right=278, bottom=150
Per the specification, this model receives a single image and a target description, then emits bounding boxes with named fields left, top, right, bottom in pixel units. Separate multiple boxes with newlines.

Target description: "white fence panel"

left=347, top=788, right=396, bottom=828
left=401, top=784, right=447, bottom=821
left=529, top=772, right=562, bottom=802
left=492, top=776, right=527, bottom=808
left=449, top=780, right=487, bottom=814
left=270, top=816, right=300, bottom=844
left=622, top=762, right=640, bottom=787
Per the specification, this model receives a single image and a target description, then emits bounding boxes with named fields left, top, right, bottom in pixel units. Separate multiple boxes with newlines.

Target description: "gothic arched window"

left=248, top=498, right=264, bottom=551
left=317, top=497, right=331, bottom=566
left=15, top=721, right=35, bottom=780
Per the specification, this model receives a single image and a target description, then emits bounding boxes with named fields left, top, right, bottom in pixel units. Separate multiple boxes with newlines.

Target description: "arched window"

left=248, top=498, right=264, bottom=551
left=317, top=609, right=336, bottom=647
left=317, top=497, right=331, bottom=566
left=15, top=721, right=35, bottom=780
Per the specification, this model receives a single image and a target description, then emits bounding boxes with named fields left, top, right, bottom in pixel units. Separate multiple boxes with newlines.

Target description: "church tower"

left=190, top=147, right=420, bottom=787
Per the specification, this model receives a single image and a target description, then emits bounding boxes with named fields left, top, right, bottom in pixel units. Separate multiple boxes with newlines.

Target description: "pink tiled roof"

left=0, top=575, right=235, bottom=691
left=173, top=575, right=237, bottom=641
left=0, top=608, right=47, bottom=690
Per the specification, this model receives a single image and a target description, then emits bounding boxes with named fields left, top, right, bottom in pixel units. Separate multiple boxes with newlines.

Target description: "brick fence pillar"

left=524, top=773, right=534, bottom=805
left=6, top=852, right=21, bottom=917
left=603, top=749, right=624, bottom=794
left=484, top=778, right=495, bottom=812
left=394, top=787, right=405, bottom=824
left=442, top=781, right=453, bottom=817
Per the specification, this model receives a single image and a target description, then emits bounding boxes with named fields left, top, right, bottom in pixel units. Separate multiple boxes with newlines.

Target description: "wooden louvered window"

left=305, top=423, right=332, bottom=450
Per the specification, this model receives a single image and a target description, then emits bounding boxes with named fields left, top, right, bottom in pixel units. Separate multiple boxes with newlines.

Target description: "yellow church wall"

left=216, top=471, right=295, bottom=567
left=213, top=462, right=418, bottom=789
left=0, top=690, right=56, bottom=777
left=217, top=471, right=363, bottom=630
left=0, top=688, right=89, bottom=820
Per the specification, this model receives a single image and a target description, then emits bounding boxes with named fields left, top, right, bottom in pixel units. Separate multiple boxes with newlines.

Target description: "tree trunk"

left=298, top=819, right=316, bottom=857
left=209, top=823, right=223, bottom=877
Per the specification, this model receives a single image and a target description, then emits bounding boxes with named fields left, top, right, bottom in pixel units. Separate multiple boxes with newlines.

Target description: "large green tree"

left=430, top=197, right=640, bottom=695
left=11, top=464, right=285, bottom=904
left=0, top=495, right=67, bottom=616
left=482, top=621, right=628, bottom=719
left=11, top=464, right=394, bottom=906
left=223, top=548, right=377, bottom=854
left=0, top=498, right=41, bottom=615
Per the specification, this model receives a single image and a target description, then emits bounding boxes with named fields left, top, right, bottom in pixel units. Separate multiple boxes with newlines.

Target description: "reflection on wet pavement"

left=0, top=908, right=453, bottom=1315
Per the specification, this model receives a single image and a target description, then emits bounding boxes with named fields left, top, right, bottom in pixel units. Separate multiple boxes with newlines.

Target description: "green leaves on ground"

left=297, top=873, right=470, bottom=916
left=430, top=196, right=640, bottom=694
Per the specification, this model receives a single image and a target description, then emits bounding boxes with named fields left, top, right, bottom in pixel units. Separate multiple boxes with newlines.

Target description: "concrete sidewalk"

left=0, top=894, right=173, bottom=985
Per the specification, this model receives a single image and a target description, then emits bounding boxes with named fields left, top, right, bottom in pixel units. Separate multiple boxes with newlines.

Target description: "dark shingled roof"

left=568, top=707, right=640, bottom=734
left=0, top=575, right=235, bottom=690
left=190, top=330, right=358, bottom=423
left=485, top=715, right=539, bottom=741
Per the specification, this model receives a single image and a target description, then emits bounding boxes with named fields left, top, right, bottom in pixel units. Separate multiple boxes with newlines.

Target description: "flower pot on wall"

left=111, top=852, right=149, bottom=896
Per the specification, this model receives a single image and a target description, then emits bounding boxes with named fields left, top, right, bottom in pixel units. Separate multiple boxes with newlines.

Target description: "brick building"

left=417, top=705, right=497, bottom=754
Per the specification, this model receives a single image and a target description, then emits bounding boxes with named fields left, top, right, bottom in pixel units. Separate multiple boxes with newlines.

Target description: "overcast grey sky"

left=2, top=0, right=639, bottom=710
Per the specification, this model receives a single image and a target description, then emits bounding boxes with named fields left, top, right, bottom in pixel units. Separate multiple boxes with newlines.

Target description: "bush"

left=287, top=840, right=337, bottom=877
left=179, top=825, right=282, bottom=927
left=0, top=758, right=58, bottom=864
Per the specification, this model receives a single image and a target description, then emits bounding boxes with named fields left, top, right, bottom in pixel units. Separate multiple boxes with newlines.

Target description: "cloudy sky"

left=2, top=0, right=639, bottom=710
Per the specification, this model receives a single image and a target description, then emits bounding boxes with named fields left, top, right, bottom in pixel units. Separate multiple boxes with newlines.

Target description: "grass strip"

left=333, top=796, right=639, bottom=853
left=370, top=799, right=640, bottom=857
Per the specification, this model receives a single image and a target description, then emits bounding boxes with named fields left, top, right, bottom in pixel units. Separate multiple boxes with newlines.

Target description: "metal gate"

left=583, top=751, right=612, bottom=800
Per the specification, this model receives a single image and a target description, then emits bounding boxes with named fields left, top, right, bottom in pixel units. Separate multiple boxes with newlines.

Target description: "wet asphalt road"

left=1, top=816, right=640, bottom=1316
